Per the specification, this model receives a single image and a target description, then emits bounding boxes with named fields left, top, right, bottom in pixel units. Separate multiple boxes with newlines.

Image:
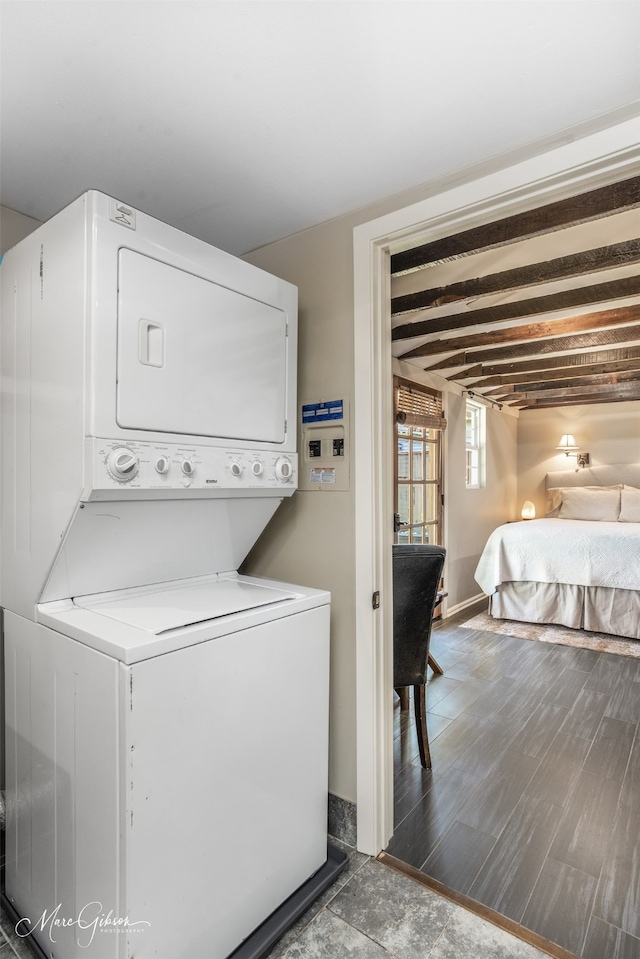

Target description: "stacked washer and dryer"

left=0, top=192, right=344, bottom=959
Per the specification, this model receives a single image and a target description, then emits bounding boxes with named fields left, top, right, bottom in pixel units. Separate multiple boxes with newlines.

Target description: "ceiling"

left=2, top=2, right=639, bottom=412
left=1, top=1, right=639, bottom=259
left=391, top=176, right=640, bottom=409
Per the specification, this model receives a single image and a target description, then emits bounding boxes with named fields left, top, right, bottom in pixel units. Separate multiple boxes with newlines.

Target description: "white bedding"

left=474, top=518, right=640, bottom=596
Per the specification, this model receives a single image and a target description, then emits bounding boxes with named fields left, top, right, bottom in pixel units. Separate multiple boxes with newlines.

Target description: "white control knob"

left=107, top=448, right=139, bottom=482
left=251, top=460, right=264, bottom=476
left=230, top=461, right=243, bottom=477
left=155, top=456, right=170, bottom=475
left=274, top=457, right=293, bottom=482
left=181, top=459, right=195, bottom=476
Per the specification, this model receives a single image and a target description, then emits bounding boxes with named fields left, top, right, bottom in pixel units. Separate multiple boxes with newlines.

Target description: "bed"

left=474, top=464, right=640, bottom=640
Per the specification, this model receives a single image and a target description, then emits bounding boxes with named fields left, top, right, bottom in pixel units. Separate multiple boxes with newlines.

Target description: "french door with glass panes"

left=394, top=377, right=444, bottom=545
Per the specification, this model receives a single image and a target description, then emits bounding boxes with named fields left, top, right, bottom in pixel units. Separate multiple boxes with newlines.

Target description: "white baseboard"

left=444, top=593, right=487, bottom=619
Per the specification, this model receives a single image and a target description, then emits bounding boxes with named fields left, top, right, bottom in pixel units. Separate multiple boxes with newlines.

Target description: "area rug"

left=461, top=611, right=640, bottom=660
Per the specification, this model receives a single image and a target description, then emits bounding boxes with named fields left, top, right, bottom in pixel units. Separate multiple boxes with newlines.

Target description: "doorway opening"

left=353, top=119, right=640, bottom=859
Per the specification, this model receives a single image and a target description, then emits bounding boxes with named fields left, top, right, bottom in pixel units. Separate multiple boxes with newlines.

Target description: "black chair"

left=393, top=543, right=446, bottom=769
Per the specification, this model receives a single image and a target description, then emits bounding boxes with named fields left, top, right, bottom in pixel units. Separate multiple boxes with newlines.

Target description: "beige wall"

left=241, top=217, right=359, bottom=803
left=1, top=205, right=41, bottom=254
left=518, top=401, right=640, bottom=516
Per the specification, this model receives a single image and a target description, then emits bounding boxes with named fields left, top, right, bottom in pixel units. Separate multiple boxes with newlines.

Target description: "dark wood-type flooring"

left=385, top=602, right=640, bottom=959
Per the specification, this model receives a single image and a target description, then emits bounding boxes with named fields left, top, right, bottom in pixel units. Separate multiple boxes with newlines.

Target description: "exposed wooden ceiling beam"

left=495, top=381, right=640, bottom=404
left=390, top=175, right=640, bottom=275
left=517, top=385, right=640, bottom=409
left=485, top=369, right=640, bottom=399
left=390, top=238, right=640, bottom=316
left=400, top=306, right=640, bottom=361
left=466, top=357, right=640, bottom=390
left=391, top=275, right=640, bottom=340
left=446, top=346, right=640, bottom=380
left=421, top=321, right=640, bottom=369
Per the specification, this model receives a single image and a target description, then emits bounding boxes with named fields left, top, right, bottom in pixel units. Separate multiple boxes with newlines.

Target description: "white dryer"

left=0, top=193, right=344, bottom=959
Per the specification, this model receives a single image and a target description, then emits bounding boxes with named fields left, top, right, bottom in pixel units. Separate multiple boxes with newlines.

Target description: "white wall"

left=1, top=205, right=41, bottom=254
left=518, top=400, right=640, bottom=516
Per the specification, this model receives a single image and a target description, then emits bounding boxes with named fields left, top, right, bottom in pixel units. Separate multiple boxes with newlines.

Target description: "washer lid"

left=73, top=575, right=297, bottom=634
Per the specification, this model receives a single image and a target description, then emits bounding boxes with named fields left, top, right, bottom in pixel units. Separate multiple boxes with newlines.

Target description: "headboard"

left=546, top=463, right=640, bottom=490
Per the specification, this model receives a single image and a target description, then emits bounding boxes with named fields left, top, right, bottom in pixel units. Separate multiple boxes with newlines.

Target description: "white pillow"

left=558, top=487, right=621, bottom=522
left=546, top=484, right=622, bottom=517
left=619, top=488, right=640, bottom=523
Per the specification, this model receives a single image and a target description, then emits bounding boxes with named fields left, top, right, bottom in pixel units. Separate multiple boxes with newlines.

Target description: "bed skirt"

left=489, top=581, right=640, bottom=641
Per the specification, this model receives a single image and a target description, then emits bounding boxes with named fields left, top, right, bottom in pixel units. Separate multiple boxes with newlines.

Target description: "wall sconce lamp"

left=521, top=501, right=536, bottom=520
left=556, top=434, right=590, bottom=469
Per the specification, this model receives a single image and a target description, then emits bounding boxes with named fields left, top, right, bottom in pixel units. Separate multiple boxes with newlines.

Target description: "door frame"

left=352, top=117, right=640, bottom=855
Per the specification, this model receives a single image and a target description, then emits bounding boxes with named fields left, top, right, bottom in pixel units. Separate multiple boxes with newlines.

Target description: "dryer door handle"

left=138, top=320, right=165, bottom=368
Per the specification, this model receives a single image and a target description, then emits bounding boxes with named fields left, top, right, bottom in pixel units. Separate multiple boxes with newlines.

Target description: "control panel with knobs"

left=107, top=448, right=139, bottom=482
left=95, top=440, right=297, bottom=493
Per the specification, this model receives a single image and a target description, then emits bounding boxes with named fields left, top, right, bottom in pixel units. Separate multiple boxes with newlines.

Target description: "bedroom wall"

left=393, top=357, right=519, bottom=610
left=447, top=393, right=519, bottom=606
left=518, top=400, right=640, bottom=516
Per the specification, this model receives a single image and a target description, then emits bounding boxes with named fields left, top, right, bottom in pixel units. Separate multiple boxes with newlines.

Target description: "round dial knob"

left=251, top=460, right=264, bottom=476
left=181, top=459, right=195, bottom=476
left=274, top=457, right=293, bottom=482
left=230, top=461, right=243, bottom=477
left=155, top=456, right=170, bottom=475
left=107, top=448, right=139, bottom=482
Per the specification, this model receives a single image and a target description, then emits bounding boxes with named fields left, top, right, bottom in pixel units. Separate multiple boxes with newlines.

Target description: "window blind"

left=395, top=378, right=447, bottom=431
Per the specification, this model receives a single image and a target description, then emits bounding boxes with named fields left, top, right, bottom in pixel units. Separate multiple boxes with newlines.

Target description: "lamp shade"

left=556, top=433, right=579, bottom=452
left=521, top=501, right=536, bottom=520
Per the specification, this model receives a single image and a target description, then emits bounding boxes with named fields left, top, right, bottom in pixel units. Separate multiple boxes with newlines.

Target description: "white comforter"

left=474, top=518, right=640, bottom=595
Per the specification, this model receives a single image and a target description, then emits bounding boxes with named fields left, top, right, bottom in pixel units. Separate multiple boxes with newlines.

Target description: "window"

left=465, top=399, right=485, bottom=488
left=394, top=378, right=445, bottom=545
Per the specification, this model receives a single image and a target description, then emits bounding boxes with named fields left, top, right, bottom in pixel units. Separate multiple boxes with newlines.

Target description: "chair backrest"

left=393, top=544, right=446, bottom=687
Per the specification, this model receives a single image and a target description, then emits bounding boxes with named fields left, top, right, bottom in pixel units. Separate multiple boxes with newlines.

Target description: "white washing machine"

left=0, top=193, right=343, bottom=959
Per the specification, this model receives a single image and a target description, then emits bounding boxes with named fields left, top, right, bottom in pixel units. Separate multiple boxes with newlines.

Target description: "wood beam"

left=391, top=238, right=640, bottom=315
left=467, top=357, right=640, bottom=390
left=391, top=275, right=640, bottom=340
left=519, top=386, right=640, bottom=409
left=446, top=346, right=640, bottom=380
left=485, top=369, right=640, bottom=398
left=391, top=176, right=640, bottom=275
left=400, top=308, right=640, bottom=361
left=421, top=322, right=640, bottom=369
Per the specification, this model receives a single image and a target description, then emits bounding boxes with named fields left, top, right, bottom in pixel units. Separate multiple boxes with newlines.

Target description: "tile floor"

left=264, top=842, right=557, bottom=959
left=0, top=910, right=33, bottom=959
left=1, top=841, right=557, bottom=959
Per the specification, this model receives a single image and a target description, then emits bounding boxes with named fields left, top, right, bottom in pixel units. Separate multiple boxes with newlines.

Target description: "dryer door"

left=116, top=250, right=288, bottom=443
